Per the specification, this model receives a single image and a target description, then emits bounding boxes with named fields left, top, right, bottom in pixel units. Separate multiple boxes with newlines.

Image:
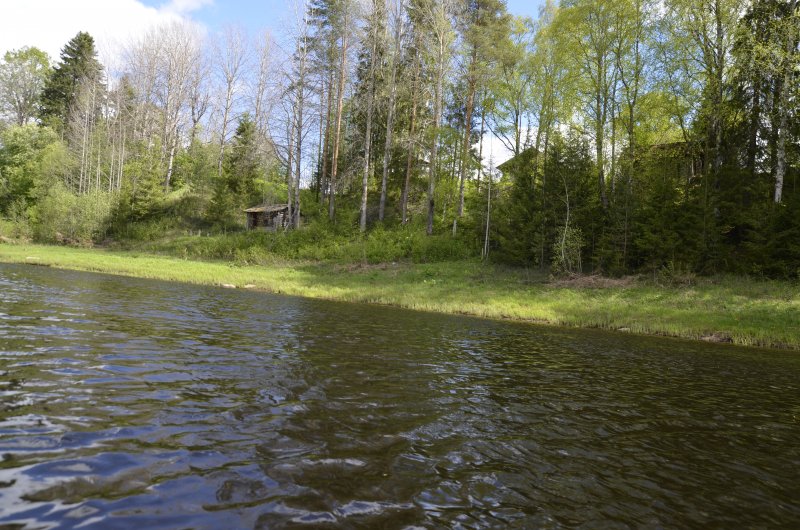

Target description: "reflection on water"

left=1, top=263, right=799, bottom=528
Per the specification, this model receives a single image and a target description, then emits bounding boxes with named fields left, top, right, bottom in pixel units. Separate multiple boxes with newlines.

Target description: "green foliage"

left=208, top=177, right=239, bottom=228
left=172, top=139, right=217, bottom=195
left=224, top=114, right=261, bottom=199
left=113, top=218, right=183, bottom=243
left=2, top=199, right=33, bottom=240
left=765, top=197, right=800, bottom=279
left=32, top=182, right=113, bottom=245
left=109, top=189, right=207, bottom=242
left=495, top=132, right=598, bottom=271
left=2, top=0, right=797, bottom=282
left=131, top=220, right=476, bottom=265
left=115, top=148, right=166, bottom=223
left=0, top=124, right=60, bottom=213
left=0, top=46, right=50, bottom=126
left=551, top=226, right=584, bottom=277
left=654, top=260, right=697, bottom=287
left=39, top=32, right=103, bottom=130
left=494, top=148, right=542, bottom=267
left=35, top=140, right=77, bottom=196
left=209, top=114, right=267, bottom=228
left=0, top=218, right=28, bottom=239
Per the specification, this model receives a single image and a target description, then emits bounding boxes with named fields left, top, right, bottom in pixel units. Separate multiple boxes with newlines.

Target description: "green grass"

left=1, top=242, right=799, bottom=350
left=114, top=223, right=475, bottom=265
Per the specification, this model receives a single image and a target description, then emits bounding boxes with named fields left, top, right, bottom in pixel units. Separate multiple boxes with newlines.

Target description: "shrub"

left=551, top=226, right=584, bottom=277
left=33, top=184, right=113, bottom=245
left=656, top=260, right=697, bottom=287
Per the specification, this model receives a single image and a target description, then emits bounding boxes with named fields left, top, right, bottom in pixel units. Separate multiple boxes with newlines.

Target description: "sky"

left=0, top=0, right=544, bottom=166
left=0, top=0, right=545, bottom=64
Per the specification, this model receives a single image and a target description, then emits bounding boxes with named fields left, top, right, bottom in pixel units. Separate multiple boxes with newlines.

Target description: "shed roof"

left=244, top=204, right=290, bottom=213
left=497, top=146, right=540, bottom=174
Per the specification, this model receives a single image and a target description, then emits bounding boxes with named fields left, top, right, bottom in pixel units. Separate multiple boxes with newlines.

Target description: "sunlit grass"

left=1, top=243, right=798, bottom=350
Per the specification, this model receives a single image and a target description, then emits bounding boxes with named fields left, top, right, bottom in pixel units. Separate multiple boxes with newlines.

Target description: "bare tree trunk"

left=329, top=9, right=350, bottom=222
left=559, top=170, right=573, bottom=273
left=253, top=31, right=272, bottom=139
left=316, top=98, right=324, bottom=200
left=215, top=27, right=248, bottom=180
left=165, top=139, right=177, bottom=190
left=380, top=1, right=403, bottom=222
left=118, top=130, right=126, bottom=191
left=360, top=5, right=379, bottom=233
left=476, top=94, right=486, bottom=191
left=424, top=0, right=454, bottom=236
left=79, top=94, right=89, bottom=193
left=774, top=0, right=798, bottom=203
left=427, top=58, right=444, bottom=235
left=540, top=126, right=550, bottom=269
left=218, top=94, right=232, bottom=179
left=453, top=47, right=477, bottom=236
left=596, top=89, right=608, bottom=209
left=294, top=75, right=305, bottom=229
left=610, top=100, right=617, bottom=198
left=482, top=162, right=492, bottom=259
left=286, top=111, right=295, bottom=225
left=401, top=54, right=419, bottom=225
left=320, top=68, right=334, bottom=204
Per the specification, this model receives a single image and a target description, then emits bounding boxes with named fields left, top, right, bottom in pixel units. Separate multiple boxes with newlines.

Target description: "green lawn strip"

left=1, top=243, right=798, bottom=350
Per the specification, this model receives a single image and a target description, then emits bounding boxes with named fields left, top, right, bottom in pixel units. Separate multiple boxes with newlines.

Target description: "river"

left=1, top=263, right=799, bottom=528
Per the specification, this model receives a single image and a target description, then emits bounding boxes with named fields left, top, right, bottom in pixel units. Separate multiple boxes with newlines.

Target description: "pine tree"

left=224, top=113, right=260, bottom=201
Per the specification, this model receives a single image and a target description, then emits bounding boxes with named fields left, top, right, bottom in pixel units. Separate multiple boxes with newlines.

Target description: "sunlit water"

left=1, top=263, right=799, bottom=529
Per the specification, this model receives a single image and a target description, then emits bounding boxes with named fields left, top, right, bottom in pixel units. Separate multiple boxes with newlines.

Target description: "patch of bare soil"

left=700, top=332, right=733, bottom=343
left=336, top=262, right=407, bottom=274
left=0, top=235, right=30, bottom=245
left=550, top=273, right=638, bottom=289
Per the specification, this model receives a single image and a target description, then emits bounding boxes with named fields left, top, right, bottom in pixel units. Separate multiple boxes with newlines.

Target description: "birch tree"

left=453, top=0, right=510, bottom=235
left=379, top=0, right=406, bottom=222
left=214, top=26, right=250, bottom=179
left=772, top=0, right=799, bottom=203
left=414, top=0, right=457, bottom=235
left=0, top=47, right=50, bottom=126
left=157, top=22, right=203, bottom=189
left=559, top=0, right=619, bottom=210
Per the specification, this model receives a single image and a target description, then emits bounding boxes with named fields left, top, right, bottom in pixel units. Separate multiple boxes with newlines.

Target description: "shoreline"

left=1, top=243, right=798, bottom=350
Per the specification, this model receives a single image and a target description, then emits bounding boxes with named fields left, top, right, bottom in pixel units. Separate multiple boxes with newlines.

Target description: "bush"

left=655, top=260, right=697, bottom=287
left=33, top=184, right=114, bottom=245
left=551, top=226, right=584, bottom=277
left=132, top=220, right=479, bottom=265
left=1, top=198, right=33, bottom=240
left=113, top=217, right=183, bottom=242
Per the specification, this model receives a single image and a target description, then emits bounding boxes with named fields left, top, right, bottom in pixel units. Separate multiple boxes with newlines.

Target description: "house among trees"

left=497, top=147, right=540, bottom=178
left=244, top=204, right=291, bottom=231
left=641, top=141, right=704, bottom=183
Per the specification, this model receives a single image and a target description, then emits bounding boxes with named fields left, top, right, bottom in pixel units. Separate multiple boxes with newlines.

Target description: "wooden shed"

left=244, top=204, right=290, bottom=231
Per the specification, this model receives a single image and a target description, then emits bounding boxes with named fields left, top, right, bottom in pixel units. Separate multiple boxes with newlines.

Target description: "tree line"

left=0, top=0, right=798, bottom=277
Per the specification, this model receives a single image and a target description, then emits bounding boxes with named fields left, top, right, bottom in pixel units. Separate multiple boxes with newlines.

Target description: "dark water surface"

left=1, top=264, right=799, bottom=529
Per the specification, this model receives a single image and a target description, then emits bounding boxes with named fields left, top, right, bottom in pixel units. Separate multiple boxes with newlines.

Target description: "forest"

left=0, top=0, right=798, bottom=278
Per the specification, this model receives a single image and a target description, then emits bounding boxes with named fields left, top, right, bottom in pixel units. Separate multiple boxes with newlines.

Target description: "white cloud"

left=0, top=0, right=209, bottom=72
left=162, top=0, right=214, bottom=15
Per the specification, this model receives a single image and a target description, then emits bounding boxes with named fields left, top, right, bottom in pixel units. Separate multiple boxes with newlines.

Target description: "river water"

left=0, top=263, right=799, bottom=529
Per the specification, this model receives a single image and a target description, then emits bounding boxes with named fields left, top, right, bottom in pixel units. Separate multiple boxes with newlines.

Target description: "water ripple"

left=1, top=264, right=799, bottom=528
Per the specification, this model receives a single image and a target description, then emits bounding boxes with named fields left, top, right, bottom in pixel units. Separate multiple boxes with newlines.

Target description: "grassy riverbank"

left=1, top=242, right=798, bottom=350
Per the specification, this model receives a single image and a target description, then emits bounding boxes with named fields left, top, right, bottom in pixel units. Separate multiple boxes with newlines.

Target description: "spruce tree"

left=39, top=32, right=103, bottom=130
